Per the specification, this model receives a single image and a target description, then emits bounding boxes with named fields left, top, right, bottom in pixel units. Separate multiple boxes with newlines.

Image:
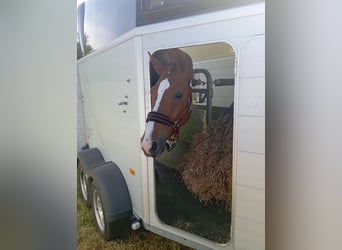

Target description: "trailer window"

left=152, top=42, right=235, bottom=244
left=137, top=0, right=264, bottom=26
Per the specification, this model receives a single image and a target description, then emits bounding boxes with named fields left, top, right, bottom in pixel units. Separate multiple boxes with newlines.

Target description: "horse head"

left=141, top=48, right=193, bottom=157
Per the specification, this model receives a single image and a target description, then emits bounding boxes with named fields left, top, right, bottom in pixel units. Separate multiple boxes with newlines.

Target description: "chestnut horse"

left=141, top=48, right=193, bottom=157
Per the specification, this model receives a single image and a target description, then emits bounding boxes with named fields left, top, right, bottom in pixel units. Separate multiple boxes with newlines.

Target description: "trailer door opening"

left=151, top=42, right=235, bottom=244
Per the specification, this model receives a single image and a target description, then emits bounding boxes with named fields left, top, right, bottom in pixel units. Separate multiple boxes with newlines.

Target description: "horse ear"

left=149, top=52, right=165, bottom=76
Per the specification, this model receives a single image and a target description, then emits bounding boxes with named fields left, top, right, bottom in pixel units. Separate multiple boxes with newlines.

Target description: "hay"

left=181, top=104, right=233, bottom=212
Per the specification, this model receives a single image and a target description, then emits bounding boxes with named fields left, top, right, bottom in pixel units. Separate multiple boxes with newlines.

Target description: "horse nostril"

left=151, top=141, right=158, bottom=153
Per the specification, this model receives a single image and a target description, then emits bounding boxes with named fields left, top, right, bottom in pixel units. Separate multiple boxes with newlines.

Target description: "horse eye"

left=174, top=92, right=183, bottom=99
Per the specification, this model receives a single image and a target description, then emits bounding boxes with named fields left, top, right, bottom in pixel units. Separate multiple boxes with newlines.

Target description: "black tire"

left=78, top=165, right=91, bottom=207
left=90, top=182, right=128, bottom=241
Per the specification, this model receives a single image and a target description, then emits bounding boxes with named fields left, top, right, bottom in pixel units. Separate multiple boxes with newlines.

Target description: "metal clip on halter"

left=165, top=138, right=177, bottom=151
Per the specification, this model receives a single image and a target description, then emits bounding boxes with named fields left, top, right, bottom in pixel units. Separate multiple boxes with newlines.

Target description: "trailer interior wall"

left=192, top=56, right=235, bottom=107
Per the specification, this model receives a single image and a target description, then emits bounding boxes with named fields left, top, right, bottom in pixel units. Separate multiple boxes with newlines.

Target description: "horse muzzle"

left=141, top=137, right=167, bottom=158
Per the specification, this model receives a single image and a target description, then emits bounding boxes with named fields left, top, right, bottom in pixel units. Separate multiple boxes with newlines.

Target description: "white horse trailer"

left=77, top=1, right=264, bottom=249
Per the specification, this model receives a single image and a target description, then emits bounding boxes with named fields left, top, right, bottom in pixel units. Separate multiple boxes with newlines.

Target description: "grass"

left=77, top=191, right=193, bottom=250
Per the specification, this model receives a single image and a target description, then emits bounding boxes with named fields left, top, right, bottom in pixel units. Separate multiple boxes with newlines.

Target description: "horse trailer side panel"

left=236, top=185, right=264, bottom=223
left=80, top=37, right=146, bottom=218
left=237, top=116, right=265, bottom=154
left=235, top=217, right=265, bottom=250
left=193, top=57, right=235, bottom=108
left=77, top=2, right=265, bottom=249
left=77, top=67, right=87, bottom=151
left=235, top=37, right=264, bottom=250
left=236, top=152, right=264, bottom=189
left=238, top=78, right=265, bottom=116
left=142, top=14, right=264, bottom=51
left=78, top=62, right=103, bottom=147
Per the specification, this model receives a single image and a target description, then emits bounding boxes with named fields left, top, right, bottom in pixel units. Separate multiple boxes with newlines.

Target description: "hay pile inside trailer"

left=180, top=104, right=233, bottom=212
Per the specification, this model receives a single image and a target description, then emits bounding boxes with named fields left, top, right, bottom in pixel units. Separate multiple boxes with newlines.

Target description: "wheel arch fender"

left=88, top=162, right=132, bottom=222
left=77, top=148, right=105, bottom=173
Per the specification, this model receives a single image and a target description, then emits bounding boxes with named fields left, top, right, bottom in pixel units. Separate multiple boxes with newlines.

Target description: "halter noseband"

left=146, top=83, right=192, bottom=151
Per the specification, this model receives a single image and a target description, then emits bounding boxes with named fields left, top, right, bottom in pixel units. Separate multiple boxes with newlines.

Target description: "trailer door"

left=79, top=37, right=146, bottom=218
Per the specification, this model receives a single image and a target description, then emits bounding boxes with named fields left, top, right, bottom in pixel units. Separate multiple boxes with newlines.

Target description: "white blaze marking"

left=141, top=79, right=170, bottom=153
left=153, top=78, right=170, bottom=112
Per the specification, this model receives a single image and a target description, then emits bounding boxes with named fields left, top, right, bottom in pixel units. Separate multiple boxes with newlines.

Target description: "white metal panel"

left=82, top=37, right=145, bottom=218
left=239, top=58, right=264, bottom=78
left=235, top=36, right=265, bottom=250
left=143, top=14, right=264, bottom=52
left=77, top=62, right=102, bottom=147
left=239, top=38, right=265, bottom=78
left=237, top=152, right=264, bottom=189
left=77, top=68, right=87, bottom=151
left=235, top=216, right=265, bottom=250
left=238, top=78, right=265, bottom=116
left=194, top=57, right=235, bottom=79
left=239, top=77, right=264, bottom=97
left=237, top=116, right=265, bottom=154
left=236, top=185, right=264, bottom=223
left=238, top=96, right=264, bottom=117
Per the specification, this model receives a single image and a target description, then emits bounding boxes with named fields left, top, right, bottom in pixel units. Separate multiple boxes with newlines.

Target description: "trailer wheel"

left=78, top=166, right=88, bottom=204
left=77, top=148, right=106, bottom=207
left=90, top=182, right=126, bottom=240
